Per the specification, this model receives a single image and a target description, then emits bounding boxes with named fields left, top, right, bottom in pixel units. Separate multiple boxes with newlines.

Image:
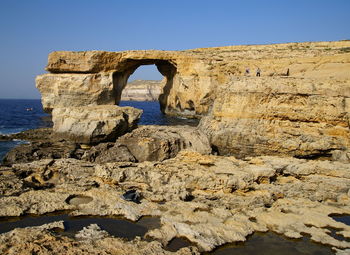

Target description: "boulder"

left=116, top=125, right=211, bottom=162
left=83, top=125, right=211, bottom=163
left=52, top=105, right=142, bottom=144
left=81, top=142, right=136, bottom=163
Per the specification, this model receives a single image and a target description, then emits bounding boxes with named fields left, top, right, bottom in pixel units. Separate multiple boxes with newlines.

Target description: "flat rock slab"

left=52, top=105, right=142, bottom=144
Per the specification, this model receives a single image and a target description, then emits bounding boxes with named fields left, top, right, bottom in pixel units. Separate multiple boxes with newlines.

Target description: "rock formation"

left=121, top=80, right=162, bottom=101
left=198, top=76, right=350, bottom=158
left=52, top=105, right=142, bottom=144
left=2, top=41, right=349, bottom=253
left=1, top=150, right=350, bottom=253
left=83, top=125, right=211, bottom=163
left=36, top=41, right=350, bottom=158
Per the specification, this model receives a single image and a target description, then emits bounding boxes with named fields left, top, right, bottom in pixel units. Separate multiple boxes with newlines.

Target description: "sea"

left=0, top=99, right=198, bottom=162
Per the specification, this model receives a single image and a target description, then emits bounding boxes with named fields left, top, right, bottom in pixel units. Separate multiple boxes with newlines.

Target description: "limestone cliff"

left=36, top=41, right=350, bottom=157
left=121, top=80, right=162, bottom=101
left=198, top=76, right=350, bottom=158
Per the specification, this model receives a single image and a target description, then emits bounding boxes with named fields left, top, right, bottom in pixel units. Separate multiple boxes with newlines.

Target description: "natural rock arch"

left=112, top=59, right=177, bottom=113
left=36, top=42, right=350, bottom=158
left=36, top=50, right=208, bottom=118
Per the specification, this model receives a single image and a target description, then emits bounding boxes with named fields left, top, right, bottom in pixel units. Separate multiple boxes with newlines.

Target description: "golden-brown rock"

left=198, top=76, right=350, bottom=158
left=36, top=41, right=350, bottom=156
left=52, top=105, right=142, bottom=144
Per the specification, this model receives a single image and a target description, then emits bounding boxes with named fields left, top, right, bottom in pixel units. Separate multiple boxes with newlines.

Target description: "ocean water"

left=119, top=101, right=199, bottom=126
left=0, top=99, right=51, bottom=161
left=0, top=99, right=197, bottom=162
left=0, top=99, right=50, bottom=135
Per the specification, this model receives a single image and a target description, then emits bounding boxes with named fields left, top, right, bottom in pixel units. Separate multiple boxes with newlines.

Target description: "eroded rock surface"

left=1, top=151, right=350, bottom=253
left=198, top=77, right=350, bottom=158
left=0, top=223, right=198, bottom=255
left=83, top=125, right=210, bottom=163
left=36, top=41, right=350, bottom=157
left=52, top=105, right=142, bottom=144
left=114, top=125, right=211, bottom=162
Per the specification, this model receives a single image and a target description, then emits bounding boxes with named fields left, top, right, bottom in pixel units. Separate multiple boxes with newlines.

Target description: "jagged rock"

left=52, top=105, right=142, bottom=144
left=332, top=150, right=350, bottom=163
left=1, top=152, right=350, bottom=251
left=1, top=140, right=80, bottom=166
left=75, top=224, right=109, bottom=241
left=0, top=168, right=24, bottom=196
left=0, top=226, right=199, bottom=254
left=7, top=128, right=53, bottom=142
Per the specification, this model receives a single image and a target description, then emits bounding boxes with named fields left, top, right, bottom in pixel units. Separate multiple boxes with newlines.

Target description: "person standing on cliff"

left=256, top=67, right=261, bottom=77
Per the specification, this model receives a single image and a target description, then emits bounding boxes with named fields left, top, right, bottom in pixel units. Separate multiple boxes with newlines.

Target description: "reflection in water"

left=0, top=214, right=160, bottom=240
left=207, top=232, right=334, bottom=255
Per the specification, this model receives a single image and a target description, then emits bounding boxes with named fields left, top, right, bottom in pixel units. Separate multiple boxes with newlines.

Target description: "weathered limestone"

left=1, top=151, right=350, bottom=252
left=199, top=77, right=350, bottom=158
left=0, top=224, right=198, bottom=255
left=36, top=41, right=350, bottom=157
left=37, top=41, right=350, bottom=116
left=36, top=72, right=117, bottom=112
left=52, top=105, right=142, bottom=144
left=82, top=125, right=211, bottom=163
left=114, top=125, right=211, bottom=162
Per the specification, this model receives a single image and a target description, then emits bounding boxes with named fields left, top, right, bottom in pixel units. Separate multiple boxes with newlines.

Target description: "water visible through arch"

left=115, top=62, right=198, bottom=126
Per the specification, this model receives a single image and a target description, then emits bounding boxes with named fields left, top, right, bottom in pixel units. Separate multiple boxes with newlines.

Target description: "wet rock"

left=1, top=151, right=350, bottom=252
left=75, top=224, right=109, bottom=241
left=8, top=128, right=53, bottom=142
left=122, top=189, right=141, bottom=203
left=52, top=105, right=142, bottom=144
left=2, top=140, right=81, bottom=166
left=0, top=225, right=199, bottom=254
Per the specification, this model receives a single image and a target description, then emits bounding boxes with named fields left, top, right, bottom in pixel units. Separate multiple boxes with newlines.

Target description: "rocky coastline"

left=1, top=41, right=350, bottom=254
left=121, top=80, right=162, bottom=101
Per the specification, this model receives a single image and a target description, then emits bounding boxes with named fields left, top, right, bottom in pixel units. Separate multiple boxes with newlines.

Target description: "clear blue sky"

left=0, top=0, right=349, bottom=99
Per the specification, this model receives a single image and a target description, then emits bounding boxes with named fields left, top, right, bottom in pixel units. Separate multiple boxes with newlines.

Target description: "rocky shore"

left=1, top=41, right=350, bottom=254
left=1, top=124, right=350, bottom=254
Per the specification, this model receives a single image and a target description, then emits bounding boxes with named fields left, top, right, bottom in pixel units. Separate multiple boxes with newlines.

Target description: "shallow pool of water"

left=332, top=215, right=350, bottom=226
left=207, top=232, right=334, bottom=255
left=165, top=237, right=193, bottom=252
left=0, top=214, right=160, bottom=240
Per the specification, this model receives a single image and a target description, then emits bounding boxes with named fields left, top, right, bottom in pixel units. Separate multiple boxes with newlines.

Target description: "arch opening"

left=112, top=59, right=177, bottom=114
